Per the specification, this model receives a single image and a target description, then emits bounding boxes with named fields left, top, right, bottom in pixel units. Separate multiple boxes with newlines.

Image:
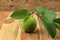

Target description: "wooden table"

left=0, top=11, right=60, bottom=40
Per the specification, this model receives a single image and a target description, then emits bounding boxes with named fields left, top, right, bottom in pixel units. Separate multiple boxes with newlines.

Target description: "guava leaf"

left=55, top=23, right=60, bottom=30
left=40, top=17, right=56, bottom=38
left=11, top=9, right=31, bottom=19
left=53, top=18, right=60, bottom=24
left=44, top=10, right=57, bottom=21
left=53, top=18, right=60, bottom=30
left=35, top=6, right=48, bottom=15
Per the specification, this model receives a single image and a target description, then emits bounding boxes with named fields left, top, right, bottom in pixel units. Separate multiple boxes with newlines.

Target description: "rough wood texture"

left=0, top=11, right=60, bottom=40
left=0, top=0, right=60, bottom=11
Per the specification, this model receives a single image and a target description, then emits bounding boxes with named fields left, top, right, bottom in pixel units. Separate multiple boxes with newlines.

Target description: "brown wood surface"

left=0, top=11, right=60, bottom=40
left=0, top=0, right=60, bottom=11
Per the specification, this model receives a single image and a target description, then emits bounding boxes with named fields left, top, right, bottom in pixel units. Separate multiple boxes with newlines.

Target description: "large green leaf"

left=35, top=6, right=48, bottom=15
left=40, top=17, right=56, bottom=38
left=11, top=9, right=31, bottom=19
left=44, top=10, right=57, bottom=21
left=53, top=18, right=60, bottom=30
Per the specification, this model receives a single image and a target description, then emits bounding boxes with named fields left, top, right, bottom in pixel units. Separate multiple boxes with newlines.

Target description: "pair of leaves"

left=36, top=6, right=57, bottom=38
left=36, top=6, right=57, bottom=21
left=40, top=17, right=56, bottom=38
left=11, top=9, right=31, bottom=19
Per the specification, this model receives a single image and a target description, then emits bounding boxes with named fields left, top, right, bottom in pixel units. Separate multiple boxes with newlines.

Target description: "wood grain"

left=0, top=0, right=60, bottom=11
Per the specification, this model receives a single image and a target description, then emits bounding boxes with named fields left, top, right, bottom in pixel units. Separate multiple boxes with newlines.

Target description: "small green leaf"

left=53, top=18, right=60, bottom=24
left=44, top=10, right=57, bottom=21
left=35, top=6, right=48, bottom=15
left=11, top=9, right=31, bottom=19
left=53, top=18, right=60, bottom=30
left=55, top=23, right=60, bottom=30
left=40, top=17, right=56, bottom=38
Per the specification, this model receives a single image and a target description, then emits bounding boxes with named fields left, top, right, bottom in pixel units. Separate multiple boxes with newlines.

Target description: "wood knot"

left=11, top=0, right=13, bottom=1
left=3, top=19, right=14, bottom=24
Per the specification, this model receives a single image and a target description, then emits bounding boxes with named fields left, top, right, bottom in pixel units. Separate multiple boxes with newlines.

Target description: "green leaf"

left=11, top=9, right=31, bottom=19
left=40, top=17, right=56, bottom=38
left=44, top=10, right=57, bottom=21
left=35, top=6, right=48, bottom=15
left=55, top=23, right=60, bottom=30
left=53, top=18, right=60, bottom=24
left=53, top=18, right=60, bottom=30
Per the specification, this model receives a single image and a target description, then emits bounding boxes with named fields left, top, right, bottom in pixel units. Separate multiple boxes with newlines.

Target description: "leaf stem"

left=31, top=10, right=42, bottom=18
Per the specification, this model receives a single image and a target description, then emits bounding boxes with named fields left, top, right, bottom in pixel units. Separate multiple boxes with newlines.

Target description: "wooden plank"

left=16, top=27, right=21, bottom=40
left=0, top=12, right=21, bottom=40
left=0, top=11, right=9, bottom=29
left=21, top=31, right=40, bottom=40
